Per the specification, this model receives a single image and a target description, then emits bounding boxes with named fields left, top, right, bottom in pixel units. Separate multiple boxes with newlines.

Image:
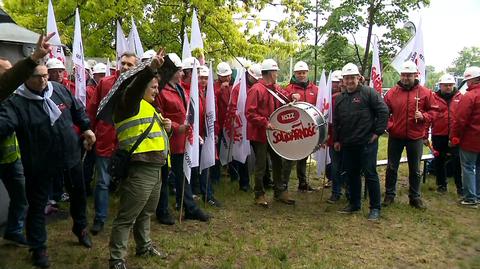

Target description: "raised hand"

left=31, top=32, right=56, bottom=62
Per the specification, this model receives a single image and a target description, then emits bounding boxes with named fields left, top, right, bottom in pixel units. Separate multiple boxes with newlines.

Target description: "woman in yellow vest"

left=108, top=51, right=172, bottom=269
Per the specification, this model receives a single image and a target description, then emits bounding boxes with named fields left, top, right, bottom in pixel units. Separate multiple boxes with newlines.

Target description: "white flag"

left=105, top=58, right=111, bottom=77
left=72, top=9, right=86, bottom=106
left=127, top=17, right=144, bottom=57
left=315, top=70, right=331, bottom=176
left=410, top=18, right=426, bottom=85
left=183, top=62, right=200, bottom=182
left=391, top=38, right=414, bottom=73
left=46, top=0, right=65, bottom=63
left=232, top=69, right=251, bottom=163
left=369, top=36, right=383, bottom=94
left=200, top=63, right=216, bottom=171
left=182, top=33, right=192, bottom=62
left=190, top=9, right=204, bottom=50
left=116, top=21, right=129, bottom=69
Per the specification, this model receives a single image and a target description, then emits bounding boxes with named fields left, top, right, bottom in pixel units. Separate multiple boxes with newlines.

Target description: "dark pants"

left=385, top=137, right=423, bottom=199
left=155, top=164, right=170, bottom=217
left=432, top=135, right=462, bottom=192
left=82, top=149, right=96, bottom=195
left=25, top=162, right=87, bottom=250
left=343, top=141, right=381, bottom=210
left=230, top=160, right=250, bottom=189
left=296, top=157, right=308, bottom=185
left=170, top=154, right=198, bottom=214
left=329, top=147, right=346, bottom=198
left=0, top=159, right=28, bottom=237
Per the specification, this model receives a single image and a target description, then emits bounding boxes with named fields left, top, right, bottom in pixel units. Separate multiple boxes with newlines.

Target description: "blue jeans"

left=0, top=159, right=27, bottom=237
left=459, top=149, right=480, bottom=202
left=171, top=154, right=199, bottom=213
left=156, top=164, right=170, bottom=217
left=342, top=141, right=381, bottom=210
left=329, top=147, right=345, bottom=198
left=94, top=156, right=111, bottom=223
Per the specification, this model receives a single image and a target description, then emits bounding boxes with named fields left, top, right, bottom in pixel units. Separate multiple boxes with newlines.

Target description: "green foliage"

left=447, top=47, right=480, bottom=76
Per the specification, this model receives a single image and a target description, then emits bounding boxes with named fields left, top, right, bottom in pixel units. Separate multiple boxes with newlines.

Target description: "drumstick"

left=415, top=89, right=419, bottom=123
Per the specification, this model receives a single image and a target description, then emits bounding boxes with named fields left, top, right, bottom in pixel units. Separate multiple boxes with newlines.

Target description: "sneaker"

left=460, top=199, right=478, bottom=208
left=4, top=233, right=29, bottom=246
left=136, top=245, right=168, bottom=259
left=90, top=221, right=104, bottom=235
left=206, top=197, right=222, bottom=208
left=185, top=209, right=210, bottom=222
left=254, top=194, right=269, bottom=207
left=74, top=229, right=92, bottom=248
left=326, top=195, right=340, bottom=204
left=409, top=198, right=427, bottom=210
left=157, top=212, right=175, bottom=225
left=382, top=196, right=395, bottom=207
left=367, top=209, right=381, bottom=221
left=109, top=259, right=127, bottom=269
left=338, top=205, right=361, bottom=214
left=274, top=191, right=296, bottom=205
left=31, top=248, right=49, bottom=268
left=298, top=183, right=316, bottom=192
left=436, top=186, right=447, bottom=194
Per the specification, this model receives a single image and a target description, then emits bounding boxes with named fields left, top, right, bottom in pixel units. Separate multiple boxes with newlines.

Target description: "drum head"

left=267, top=102, right=327, bottom=160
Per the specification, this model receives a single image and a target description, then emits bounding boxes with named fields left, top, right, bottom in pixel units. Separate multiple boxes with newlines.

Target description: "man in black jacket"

left=0, top=64, right=96, bottom=268
left=333, top=63, right=388, bottom=221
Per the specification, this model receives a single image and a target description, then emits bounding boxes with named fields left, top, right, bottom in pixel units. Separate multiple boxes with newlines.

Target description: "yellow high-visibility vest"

left=115, top=99, right=170, bottom=158
left=0, top=133, right=20, bottom=164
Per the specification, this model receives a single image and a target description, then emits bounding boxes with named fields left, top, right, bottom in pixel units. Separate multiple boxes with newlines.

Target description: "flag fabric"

left=127, top=17, right=144, bottom=57
left=190, top=9, right=205, bottom=65
left=391, top=38, right=414, bottom=73
left=369, top=36, right=383, bottom=94
left=314, top=70, right=331, bottom=176
left=200, top=63, right=216, bottom=172
left=72, top=9, right=86, bottom=106
left=183, top=62, right=200, bottom=183
left=46, top=0, right=65, bottom=63
left=105, top=58, right=111, bottom=77
left=232, top=69, right=250, bottom=163
left=410, top=18, right=426, bottom=85
left=116, top=21, right=129, bottom=69
left=182, top=33, right=192, bottom=62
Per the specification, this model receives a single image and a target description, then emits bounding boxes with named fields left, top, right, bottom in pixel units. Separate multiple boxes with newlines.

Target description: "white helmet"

left=438, top=74, right=455, bottom=84
left=92, top=63, right=107, bottom=74
left=84, top=61, right=92, bottom=71
left=341, top=63, right=360, bottom=76
left=400, top=60, right=418, bottom=74
left=247, top=63, right=262, bottom=80
left=331, top=70, right=343, bottom=82
left=141, top=49, right=156, bottom=60
left=167, top=53, right=182, bottom=69
left=46, top=58, right=65, bottom=70
left=463, top=66, right=480, bottom=81
left=216, top=62, right=232, bottom=76
left=198, top=65, right=209, bottom=77
left=261, top=59, right=279, bottom=71
left=182, top=57, right=200, bottom=70
left=293, top=61, right=309, bottom=72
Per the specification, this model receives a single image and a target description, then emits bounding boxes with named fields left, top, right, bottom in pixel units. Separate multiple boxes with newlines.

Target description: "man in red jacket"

left=451, top=66, right=480, bottom=207
left=89, top=52, right=138, bottom=235
left=383, top=60, right=436, bottom=209
left=429, top=74, right=462, bottom=195
left=46, top=58, right=75, bottom=94
left=284, top=61, right=318, bottom=192
left=246, top=59, right=298, bottom=207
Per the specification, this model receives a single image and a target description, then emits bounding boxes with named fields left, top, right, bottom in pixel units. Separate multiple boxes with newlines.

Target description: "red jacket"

left=214, top=80, right=232, bottom=130
left=62, top=79, right=76, bottom=95
left=156, top=83, right=189, bottom=154
left=245, top=80, right=290, bottom=143
left=88, top=72, right=119, bottom=157
left=327, top=91, right=341, bottom=147
left=451, top=83, right=480, bottom=152
left=431, top=91, right=462, bottom=136
left=284, top=81, right=318, bottom=105
left=384, top=82, right=436, bottom=140
left=86, top=85, right=96, bottom=124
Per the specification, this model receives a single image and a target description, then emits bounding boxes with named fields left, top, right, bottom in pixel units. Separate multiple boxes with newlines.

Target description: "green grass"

left=1, top=137, right=479, bottom=269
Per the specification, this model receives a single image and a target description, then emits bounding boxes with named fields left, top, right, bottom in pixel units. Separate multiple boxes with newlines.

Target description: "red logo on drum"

left=277, top=110, right=300, bottom=124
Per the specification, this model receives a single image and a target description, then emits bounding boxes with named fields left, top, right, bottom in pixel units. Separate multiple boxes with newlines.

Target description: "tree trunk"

left=361, top=0, right=377, bottom=79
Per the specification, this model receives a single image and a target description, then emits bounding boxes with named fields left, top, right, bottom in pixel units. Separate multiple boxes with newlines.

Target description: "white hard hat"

left=247, top=63, right=262, bottom=80
left=182, top=57, right=200, bottom=70
left=198, top=65, right=209, bottom=77
left=463, top=66, right=480, bottom=81
left=216, top=62, right=232, bottom=76
left=331, top=70, right=343, bottom=82
left=167, top=53, right=182, bottom=69
left=84, top=61, right=92, bottom=71
left=341, top=63, right=360, bottom=76
left=261, top=59, right=279, bottom=71
left=92, top=63, right=107, bottom=74
left=142, top=49, right=156, bottom=60
left=400, top=60, right=418, bottom=74
left=438, top=74, right=455, bottom=84
left=293, top=61, right=309, bottom=72
left=46, top=58, right=65, bottom=70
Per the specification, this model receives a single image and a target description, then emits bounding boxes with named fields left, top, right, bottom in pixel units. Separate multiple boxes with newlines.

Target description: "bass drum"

left=266, top=102, right=327, bottom=161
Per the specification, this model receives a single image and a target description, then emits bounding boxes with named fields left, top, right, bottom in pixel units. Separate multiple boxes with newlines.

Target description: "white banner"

left=46, top=0, right=65, bottom=63
left=72, top=9, right=86, bottom=106
left=232, top=69, right=250, bottom=163
left=200, top=63, right=216, bottom=171
left=116, top=21, right=128, bottom=69
left=183, top=62, right=200, bottom=182
left=369, top=36, right=383, bottom=94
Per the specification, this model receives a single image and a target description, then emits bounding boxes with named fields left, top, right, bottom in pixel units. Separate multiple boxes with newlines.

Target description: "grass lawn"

left=1, top=137, right=479, bottom=269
